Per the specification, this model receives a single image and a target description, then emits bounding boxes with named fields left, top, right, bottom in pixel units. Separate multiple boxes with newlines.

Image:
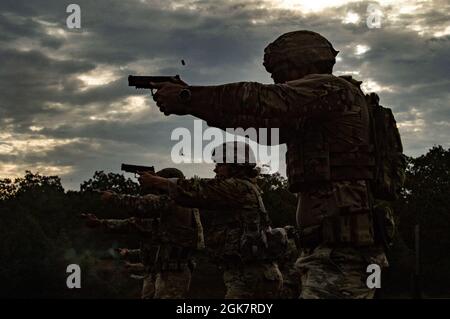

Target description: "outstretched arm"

left=166, top=177, right=256, bottom=210
left=103, top=192, right=174, bottom=217
left=82, top=216, right=151, bottom=234
left=117, top=248, right=142, bottom=263
left=152, top=77, right=350, bottom=143
left=100, top=217, right=138, bottom=233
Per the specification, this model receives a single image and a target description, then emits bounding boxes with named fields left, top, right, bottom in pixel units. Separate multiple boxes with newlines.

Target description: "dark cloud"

left=0, top=0, right=449, bottom=189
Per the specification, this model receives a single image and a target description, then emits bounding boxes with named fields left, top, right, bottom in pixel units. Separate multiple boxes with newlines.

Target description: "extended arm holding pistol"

left=128, top=75, right=188, bottom=96
left=121, top=163, right=155, bottom=176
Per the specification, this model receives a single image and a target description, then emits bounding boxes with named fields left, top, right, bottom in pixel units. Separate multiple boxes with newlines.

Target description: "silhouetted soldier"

left=149, top=31, right=405, bottom=298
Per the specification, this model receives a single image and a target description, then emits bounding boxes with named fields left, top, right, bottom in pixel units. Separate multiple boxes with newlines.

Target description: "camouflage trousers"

left=223, top=262, right=283, bottom=299
left=141, top=273, right=155, bottom=299
left=154, top=265, right=192, bottom=299
left=295, top=244, right=388, bottom=299
left=278, top=262, right=301, bottom=299
left=141, top=265, right=192, bottom=299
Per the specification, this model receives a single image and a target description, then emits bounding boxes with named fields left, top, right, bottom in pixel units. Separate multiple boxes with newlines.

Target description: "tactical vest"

left=239, top=180, right=287, bottom=262
left=200, top=178, right=280, bottom=263
left=153, top=208, right=204, bottom=272
left=292, top=75, right=404, bottom=247
left=158, top=206, right=204, bottom=249
left=286, top=75, right=375, bottom=193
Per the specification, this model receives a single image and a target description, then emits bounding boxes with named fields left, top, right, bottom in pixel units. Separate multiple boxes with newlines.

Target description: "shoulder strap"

left=240, top=179, right=267, bottom=213
left=192, top=208, right=205, bottom=250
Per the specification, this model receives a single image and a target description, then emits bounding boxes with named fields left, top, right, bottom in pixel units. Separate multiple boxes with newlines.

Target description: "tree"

left=257, top=173, right=297, bottom=227
left=0, top=171, right=140, bottom=298
left=0, top=178, right=17, bottom=201
left=395, top=146, right=450, bottom=295
left=1, top=147, right=449, bottom=298
left=80, top=171, right=139, bottom=195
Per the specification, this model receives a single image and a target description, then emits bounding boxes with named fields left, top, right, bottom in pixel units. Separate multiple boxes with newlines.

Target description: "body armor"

left=285, top=75, right=377, bottom=247
left=285, top=74, right=375, bottom=193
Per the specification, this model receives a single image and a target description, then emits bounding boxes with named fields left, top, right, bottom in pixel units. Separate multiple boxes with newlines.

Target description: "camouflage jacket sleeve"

left=109, top=193, right=174, bottom=217
left=168, top=177, right=256, bottom=209
left=186, top=75, right=353, bottom=142
left=100, top=218, right=137, bottom=233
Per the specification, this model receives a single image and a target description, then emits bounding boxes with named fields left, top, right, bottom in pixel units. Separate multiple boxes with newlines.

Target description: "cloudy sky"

left=0, top=0, right=449, bottom=190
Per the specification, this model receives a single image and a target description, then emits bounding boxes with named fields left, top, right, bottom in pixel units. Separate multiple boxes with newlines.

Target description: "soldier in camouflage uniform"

left=149, top=30, right=402, bottom=298
left=83, top=168, right=204, bottom=299
left=82, top=214, right=158, bottom=298
left=139, top=142, right=283, bottom=299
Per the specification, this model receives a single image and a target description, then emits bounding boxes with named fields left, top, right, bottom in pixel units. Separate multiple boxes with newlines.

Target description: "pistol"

left=128, top=75, right=182, bottom=93
left=121, top=163, right=155, bottom=176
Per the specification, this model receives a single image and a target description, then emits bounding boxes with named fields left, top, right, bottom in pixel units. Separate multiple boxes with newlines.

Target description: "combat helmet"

left=211, top=141, right=257, bottom=167
left=263, top=30, right=339, bottom=74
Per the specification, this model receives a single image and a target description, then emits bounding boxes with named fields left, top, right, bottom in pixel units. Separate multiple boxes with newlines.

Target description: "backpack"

left=366, top=92, right=407, bottom=201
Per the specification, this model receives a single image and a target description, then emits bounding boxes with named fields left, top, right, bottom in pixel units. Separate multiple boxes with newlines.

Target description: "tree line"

left=0, top=146, right=448, bottom=298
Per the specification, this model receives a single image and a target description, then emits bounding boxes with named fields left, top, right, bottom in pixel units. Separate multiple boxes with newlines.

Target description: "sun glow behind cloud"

left=0, top=133, right=78, bottom=179
left=272, top=0, right=360, bottom=12
left=269, top=0, right=448, bottom=38
left=88, top=96, right=155, bottom=122
left=77, top=66, right=119, bottom=89
left=342, top=11, right=360, bottom=24
left=355, top=44, right=370, bottom=55
left=0, top=163, right=74, bottom=180
left=0, top=133, right=79, bottom=156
